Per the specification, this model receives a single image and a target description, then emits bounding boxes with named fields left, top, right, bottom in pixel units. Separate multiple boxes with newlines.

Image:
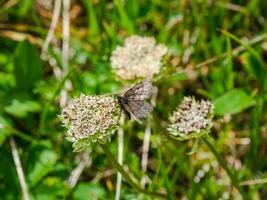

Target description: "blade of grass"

left=219, top=29, right=265, bottom=67
left=82, top=0, right=100, bottom=40
left=203, top=137, right=248, bottom=200
left=224, top=37, right=234, bottom=90
left=250, top=98, right=263, bottom=168
left=157, top=147, right=175, bottom=200
left=113, top=0, right=135, bottom=34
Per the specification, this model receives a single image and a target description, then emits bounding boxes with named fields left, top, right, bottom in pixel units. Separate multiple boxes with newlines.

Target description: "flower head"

left=168, top=97, right=214, bottom=139
left=110, top=35, right=168, bottom=80
left=60, top=94, right=121, bottom=152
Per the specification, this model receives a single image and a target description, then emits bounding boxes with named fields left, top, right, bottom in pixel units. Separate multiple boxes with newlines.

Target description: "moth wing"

left=126, top=100, right=153, bottom=121
left=124, top=79, right=152, bottom=100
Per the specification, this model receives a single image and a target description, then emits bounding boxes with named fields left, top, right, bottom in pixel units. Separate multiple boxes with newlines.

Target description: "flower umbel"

left=60, top=94, right=121, bottom=152
left=168, top=97, right=214, bottom=139
left=111, top=35, right=168, bottom=80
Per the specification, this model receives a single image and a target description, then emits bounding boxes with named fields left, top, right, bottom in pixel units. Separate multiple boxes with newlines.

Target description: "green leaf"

left=30, top=177, right=68, bottom=200
left=0, top=72, right=15, bottom=88
left=0, top=115, right=12, bottom=144
left=26, top=142, right=58, bottom=187
left=73, top=183, right=106, bottom=200
left=4, top=99, right=41, bottom=118
left=187, top=136, right=201, bottom=155
left=213, top=89, right=255, bottom=115
left=14, top=40, right=43, bottom=93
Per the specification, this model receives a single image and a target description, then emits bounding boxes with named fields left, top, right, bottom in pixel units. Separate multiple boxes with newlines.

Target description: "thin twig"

left=92, top=169, right=116, bottom=183
left=141, top=120, right=151, bottom=171
left=10, top=138, right=30, bottom=200
left=240, top=178, right=267, bottom=186
left=141, top=87, right=158, bottom=188
left=0, top=0, right=19, bottom=13
left=68, top=152, right=92, bottom=188
left=62, top=0, right=69, bottom=73
left=60, top=0, right=70, bottom=108
left=0, top=30, right=42, bottom=45
left=41, top=0, right=61, bottom=60
left=68, top=162, right=85, bottom=188
left=140, top=119, right=152, bottom=188
left=115, top=117, right=125, bottom=200
left=40, top=0, right=62, bottom=84
left=214, top=1, right=245, bottom=12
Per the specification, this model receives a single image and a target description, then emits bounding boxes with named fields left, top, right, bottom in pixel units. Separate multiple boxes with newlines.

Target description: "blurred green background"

left=0, top=0, right=267, bottom=199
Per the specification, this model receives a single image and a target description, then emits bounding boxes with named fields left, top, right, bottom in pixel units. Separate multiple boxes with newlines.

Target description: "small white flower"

left=110, top=35, right=168, bottom=80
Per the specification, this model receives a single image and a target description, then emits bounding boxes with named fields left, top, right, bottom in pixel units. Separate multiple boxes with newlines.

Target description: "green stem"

left=4, top=125, right=35, bottom=142
left=203, top=137, right=248, bottom=200
left=100, top=143, right=167, bottom=199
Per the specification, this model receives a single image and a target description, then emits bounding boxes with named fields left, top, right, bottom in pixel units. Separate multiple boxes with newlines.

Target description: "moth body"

left=116, top=78, right=153, bottom=123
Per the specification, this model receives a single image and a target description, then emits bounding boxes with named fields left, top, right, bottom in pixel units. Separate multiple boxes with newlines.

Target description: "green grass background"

left=0, top=0, right=267, bottom=199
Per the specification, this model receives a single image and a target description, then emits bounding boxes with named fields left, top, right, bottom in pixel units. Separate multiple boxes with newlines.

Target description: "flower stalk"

left=115, top=117, right=124, bottom=200
left=100, top=143, right=167, bottom=198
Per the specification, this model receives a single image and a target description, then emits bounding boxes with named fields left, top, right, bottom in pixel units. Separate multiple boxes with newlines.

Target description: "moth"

left=117, top=78, right=153, bottom=122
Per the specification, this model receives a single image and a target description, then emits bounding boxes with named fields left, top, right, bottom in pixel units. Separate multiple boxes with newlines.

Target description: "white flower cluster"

left=169, top=97, right=214, bottom=136
left=111, top=35, right=168, bottom=80
left=60, top=94, right=121, bottom=151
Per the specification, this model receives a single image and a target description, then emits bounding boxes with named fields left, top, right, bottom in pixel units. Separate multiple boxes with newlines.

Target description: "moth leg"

left=122, top=108, right=131, bottom=120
